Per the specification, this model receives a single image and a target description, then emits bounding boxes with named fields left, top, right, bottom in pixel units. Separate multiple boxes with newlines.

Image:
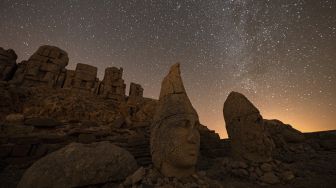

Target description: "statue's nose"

left=187, top=129, right=199, bottom=144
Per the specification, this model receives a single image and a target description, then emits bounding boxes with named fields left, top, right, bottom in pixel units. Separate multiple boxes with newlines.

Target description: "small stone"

left=280, top=170, right=295, bottom=181
left=130, top=167, right=146, bottom=184
left=231, top=169, right=249, bottom=177
left=255, top=167, right=263, bottom=177
left=260, top=163, right=273, bottom=172
left=238, top=161, right=248, bottom=168
left=5, top=113, right=24, bottom=124
left=249, top=172, right=258, bottom=181
left=260, top=172, right=280, bottom=184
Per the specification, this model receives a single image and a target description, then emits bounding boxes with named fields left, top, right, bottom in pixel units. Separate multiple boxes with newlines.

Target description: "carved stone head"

left=150, top=63, right=200, bottom=178
left=223, top=91, right=274, bottom=163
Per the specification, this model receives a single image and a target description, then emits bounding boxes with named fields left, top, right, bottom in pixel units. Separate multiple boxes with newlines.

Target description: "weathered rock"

left=264, top=119, right=305, bottom=143
left=260, top=163, right=273, bottom=172
left=223, top=91, right=274, bottom=163
left=0, top=47, right=17, bottom=81
left=11, top=45, right=68, bottom=87
left=280, top=170, right=295, bottom=181
left=5, top=113, right=24, bottom=124
left=129, top=82, right=143, bottom=99
left=260, top=172, right=280, bottom=184
left=18, top=142, right=138, bottom=188
left=98, top=67, right=126, bottom=101
left=63, top=63, right=99, bottom=92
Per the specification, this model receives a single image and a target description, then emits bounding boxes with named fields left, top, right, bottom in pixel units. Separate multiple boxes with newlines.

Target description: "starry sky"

left=1, top=0, right=335, bottom=138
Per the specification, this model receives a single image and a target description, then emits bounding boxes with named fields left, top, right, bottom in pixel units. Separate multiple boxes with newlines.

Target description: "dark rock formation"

left=1, top=45, right=335, bottom=188
left=11, top=45, right=68, bottom=88
left=63, top=63, right=99, bottom=92
left=98, top=67, right=126, bottom=101
left=129, top=82, right=143, bottom=99
left=0, top=47, right=17, bottom=81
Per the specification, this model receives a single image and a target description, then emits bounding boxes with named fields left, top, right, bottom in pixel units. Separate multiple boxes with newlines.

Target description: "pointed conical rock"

left=153, top=63, right=198, bottom=123
left=223, top=91, right=274, bottom=163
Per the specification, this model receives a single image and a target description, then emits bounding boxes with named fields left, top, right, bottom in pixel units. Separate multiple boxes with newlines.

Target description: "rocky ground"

left=0, top=83, right=335, bottom=187
left=0, top=45, right=335, bottom=187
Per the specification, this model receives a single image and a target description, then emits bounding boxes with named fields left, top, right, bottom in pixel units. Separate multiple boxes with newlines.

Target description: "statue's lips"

left=186, top=148, right=198, bottom=156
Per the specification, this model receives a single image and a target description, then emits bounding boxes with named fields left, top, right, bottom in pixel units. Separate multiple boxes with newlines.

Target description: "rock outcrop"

left=98, top=67, right=126, bottom=101
left=17, top=142, right=138, bottom=188
left=0, top=47, right=17, bottom=81
left=63, top=63, right=99, bottom=92
left=11, top=45, right=68, bottom=88
left=129, top=82, right=143, bottom=99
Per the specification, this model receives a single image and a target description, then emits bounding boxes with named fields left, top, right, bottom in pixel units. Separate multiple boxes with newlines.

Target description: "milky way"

left=1, top=0, right=335, bottom=137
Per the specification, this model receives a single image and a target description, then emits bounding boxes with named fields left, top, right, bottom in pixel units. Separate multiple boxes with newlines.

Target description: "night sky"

left=1, top=0, right=335, bottom=138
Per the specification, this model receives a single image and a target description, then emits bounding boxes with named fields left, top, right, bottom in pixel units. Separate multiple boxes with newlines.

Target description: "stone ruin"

left=11, top=45, right=68, bottom=88
left=98, top=67, right=126, bottom=101
left=0, top=47, right=17, bottom=81
left=0, top=45, right=133, bottom=102
left=129, top=82, right=143, bottom=99
left=63, top=63, right=99, bottom=92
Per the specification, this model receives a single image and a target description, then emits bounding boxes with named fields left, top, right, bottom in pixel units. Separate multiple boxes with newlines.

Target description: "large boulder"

left=18, top=142, right=138, bottom=188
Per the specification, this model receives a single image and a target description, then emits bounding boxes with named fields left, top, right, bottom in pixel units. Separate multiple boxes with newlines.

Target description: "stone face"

left=98, top=67, right=126, bottom=101
left=10, top=45, right=68, bottom=87
left=150, top=63, right=200, bottom=178
left=0, top=47, right=17, bottom=81
left=18, top=142, right=138, bottom=188
left=223, top=91, right=274, bottom=163
left=63, top=63, right=99, bottom=92
left=129, top=82, right=143, bottom=98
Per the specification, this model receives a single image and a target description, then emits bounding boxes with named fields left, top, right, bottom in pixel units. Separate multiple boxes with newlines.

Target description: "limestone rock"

left=223, top=91, right=274, bottom=163
left=18, top=142, right=138, bottom=188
